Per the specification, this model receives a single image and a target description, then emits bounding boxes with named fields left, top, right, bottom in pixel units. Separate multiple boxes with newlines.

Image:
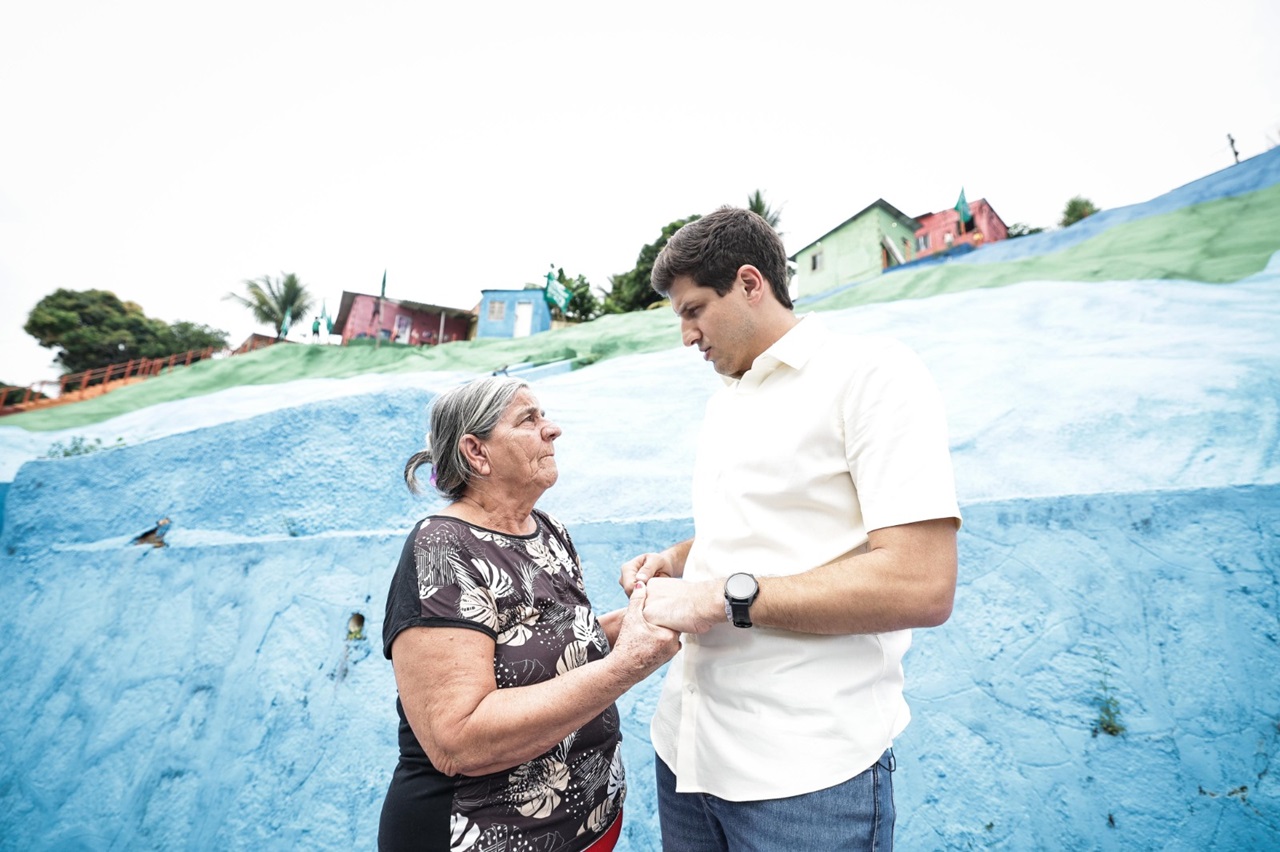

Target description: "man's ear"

left=737, top=265, right=768, bottom=304
left=459, top=434, right=490, bottom=476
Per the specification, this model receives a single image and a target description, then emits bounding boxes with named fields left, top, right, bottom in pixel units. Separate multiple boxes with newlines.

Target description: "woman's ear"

left=459, top=434, right=490, bottom=476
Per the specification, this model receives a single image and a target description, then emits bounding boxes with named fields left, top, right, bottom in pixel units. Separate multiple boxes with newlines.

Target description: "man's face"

left=669, top=274, right=758, bottom=379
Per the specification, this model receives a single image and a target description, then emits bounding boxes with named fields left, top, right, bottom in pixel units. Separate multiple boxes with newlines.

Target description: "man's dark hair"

left=651, top=207, right=792, bottom=309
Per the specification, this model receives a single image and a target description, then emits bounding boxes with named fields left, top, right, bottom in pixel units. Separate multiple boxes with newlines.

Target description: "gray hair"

left=404, top=376, right=529, bottom=500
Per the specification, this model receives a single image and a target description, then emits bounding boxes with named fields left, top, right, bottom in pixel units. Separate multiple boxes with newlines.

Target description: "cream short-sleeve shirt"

left=651, top=314, right=961, bottom=801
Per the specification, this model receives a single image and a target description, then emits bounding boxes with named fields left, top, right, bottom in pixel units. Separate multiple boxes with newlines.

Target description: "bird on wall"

left=131, top=518, right=170, bottom=548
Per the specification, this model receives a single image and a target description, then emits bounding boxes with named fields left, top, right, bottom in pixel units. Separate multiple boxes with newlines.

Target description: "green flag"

left=380, top=270, right=387, bottom=298
left=543, top=265, right=569, bottom=312
left=280, top=305, right=293, bottom=337
left=321, top=300, right=333, bottom=334
left=954, top=188, right=972, bottom=223
left=545, top=280, right=569, bottom=312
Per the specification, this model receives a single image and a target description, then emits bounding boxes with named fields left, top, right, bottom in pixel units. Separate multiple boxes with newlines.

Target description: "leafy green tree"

left=747, top=189, right=782, bottom=230
left=225, top=272, right=314, bottom=337
left=603, top=215, right=701, bottom=314
left=23, top=288, right=229, bottom=375
left=160, top=321, right=232, bottom=354
left=553, top=268, right=601, bottom=323
left=1006, top=222, right=1045, bottom=239
left=1060, top=196, right=1100, bottom=228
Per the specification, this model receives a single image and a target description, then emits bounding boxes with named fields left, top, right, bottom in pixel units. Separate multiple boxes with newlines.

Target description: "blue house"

left=475, top=289, right=553, bottom=339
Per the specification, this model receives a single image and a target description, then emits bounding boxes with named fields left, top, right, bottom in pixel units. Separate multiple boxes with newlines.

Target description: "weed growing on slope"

left=42, top=436, right=126, bottom=458
left=1091, top=649, right=1126, bottom=737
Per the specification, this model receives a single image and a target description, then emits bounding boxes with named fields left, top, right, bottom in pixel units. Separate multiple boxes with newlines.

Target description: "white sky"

left=2, top=0, right=1277, bottom=388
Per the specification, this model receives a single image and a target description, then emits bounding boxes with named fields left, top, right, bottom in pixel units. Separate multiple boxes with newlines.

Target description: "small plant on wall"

left=1092, top=648, right=1126, bottom=737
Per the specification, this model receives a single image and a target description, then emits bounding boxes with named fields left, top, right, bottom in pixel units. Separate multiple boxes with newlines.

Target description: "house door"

left=394, top=314, right=412, bottom=344
left=514, top=301, right=534, bottom=338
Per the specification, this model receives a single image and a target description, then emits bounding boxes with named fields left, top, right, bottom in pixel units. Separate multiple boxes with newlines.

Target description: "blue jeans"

left=655, top=750, right=896, bottom=852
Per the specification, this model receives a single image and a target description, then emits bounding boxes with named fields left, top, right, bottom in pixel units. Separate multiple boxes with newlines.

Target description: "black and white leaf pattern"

left=450, top=812, right=480, bottom=850
left=571, top=606, right=595, bottom=645
left=470, top=557, right=514, bottom=600
left=607, top=746, right=625, bottom=799
left=523, top=535, right=561, bottom=576
left=556, top=641, right=587, bottom=675
left=509, top=756, right=570, bottom=819
left=497, top=606, right=539, bottom=646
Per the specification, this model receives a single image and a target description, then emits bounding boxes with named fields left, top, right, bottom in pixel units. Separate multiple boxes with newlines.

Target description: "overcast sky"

left=3, top=0, right=1277, bottom=388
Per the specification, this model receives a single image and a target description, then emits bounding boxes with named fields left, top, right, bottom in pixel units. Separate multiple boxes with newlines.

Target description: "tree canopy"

left=551, top=268, right=601, bottom=323
left=1007, top=222, right=1045, bottom=239
left=602, top=215, right=701, bottom=314
left=1060, top=196, right=1100, bottom=228
left=225, top=272, right=314, bottom=337
left=23, top=288, right=229, bottom=376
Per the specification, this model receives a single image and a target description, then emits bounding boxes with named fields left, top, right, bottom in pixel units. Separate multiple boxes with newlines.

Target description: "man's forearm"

left=663, top=538, right=693, bottom=578
left=642, top=519, right=957, bottom=636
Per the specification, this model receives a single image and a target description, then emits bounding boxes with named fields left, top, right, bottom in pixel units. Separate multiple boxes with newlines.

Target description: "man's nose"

left=544, top=421, right=562, bottom=440
left=681, top=321, right=699, bottom=348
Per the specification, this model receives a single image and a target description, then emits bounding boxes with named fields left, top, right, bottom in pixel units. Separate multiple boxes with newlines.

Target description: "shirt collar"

left=726, top=314, right=825, bottom=389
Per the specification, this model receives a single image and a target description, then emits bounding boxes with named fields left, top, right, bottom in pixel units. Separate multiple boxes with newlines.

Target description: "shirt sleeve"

left=842, top=339, right=962, bottom=533
left=382, top=519, right=501, bottom=660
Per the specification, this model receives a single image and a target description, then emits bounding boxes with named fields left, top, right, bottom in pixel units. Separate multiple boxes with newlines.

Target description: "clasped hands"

left=618, top=551, right=720, bottom=635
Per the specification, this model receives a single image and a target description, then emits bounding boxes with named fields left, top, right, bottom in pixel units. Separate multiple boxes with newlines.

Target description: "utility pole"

left=1227, top=133, right=1240, bottom=165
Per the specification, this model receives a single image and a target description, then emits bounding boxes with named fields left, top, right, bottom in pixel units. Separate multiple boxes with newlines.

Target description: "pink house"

left=913, top=198, right=1008, bottom=258
left=331, top=291, right=475, bottom=346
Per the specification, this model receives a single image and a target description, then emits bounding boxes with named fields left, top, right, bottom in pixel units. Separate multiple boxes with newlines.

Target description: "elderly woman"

left=379, top=376, right=680, bottom=851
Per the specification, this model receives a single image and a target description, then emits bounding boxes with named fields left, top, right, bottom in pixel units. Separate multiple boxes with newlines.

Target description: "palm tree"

left=746, top=189, right=782, bottom=231
left=225, top=273, right=315, bottom=338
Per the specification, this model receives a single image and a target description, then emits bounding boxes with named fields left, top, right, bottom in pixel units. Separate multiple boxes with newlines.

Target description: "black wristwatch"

left=724, top=573, right=759, bottom=628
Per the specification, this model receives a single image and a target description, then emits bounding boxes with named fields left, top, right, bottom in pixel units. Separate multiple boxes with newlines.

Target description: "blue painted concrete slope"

left=2, top=165, right=1279, bottom=848
left=1, top=480, right=1274, bottom=850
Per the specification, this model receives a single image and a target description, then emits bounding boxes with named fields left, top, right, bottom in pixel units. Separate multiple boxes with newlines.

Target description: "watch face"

left=725, top=573, right=757, bottom=599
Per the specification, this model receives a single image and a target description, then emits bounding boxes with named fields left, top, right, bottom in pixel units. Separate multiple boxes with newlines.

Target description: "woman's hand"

left=608, top=580, right=681, bottom=680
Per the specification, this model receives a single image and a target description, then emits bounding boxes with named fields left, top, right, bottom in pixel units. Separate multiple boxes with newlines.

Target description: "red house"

left=913, top=197, right=1008, bottom=259
left=331, top=291, right=475, bottom=346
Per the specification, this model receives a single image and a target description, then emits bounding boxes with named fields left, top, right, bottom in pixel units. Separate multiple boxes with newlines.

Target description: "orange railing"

left=1, top=347, right=222, bottom=417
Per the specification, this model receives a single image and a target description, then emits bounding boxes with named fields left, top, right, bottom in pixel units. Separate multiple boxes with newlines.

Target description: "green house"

left=789, top=199, right=921, bottom=300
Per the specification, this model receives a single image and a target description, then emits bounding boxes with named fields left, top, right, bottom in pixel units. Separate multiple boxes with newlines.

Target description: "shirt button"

left=686, top=685, right=696, bottom=694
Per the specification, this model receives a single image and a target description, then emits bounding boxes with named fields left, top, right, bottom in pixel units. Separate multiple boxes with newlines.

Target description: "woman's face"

left=482, top=388, right=562, bottom=493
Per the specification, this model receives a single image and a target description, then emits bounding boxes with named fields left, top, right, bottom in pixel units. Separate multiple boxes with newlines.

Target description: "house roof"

left=331, top=290, right=475, bottom=333
left=912, top=198, right=1008, bottom=231
left=788, top=198, right=921, bottom=259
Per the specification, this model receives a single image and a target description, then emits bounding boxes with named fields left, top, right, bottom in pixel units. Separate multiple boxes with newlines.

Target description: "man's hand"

left=620, top=551, right=675, bottom=594
left=640, top=577, right=722, bottom=635
left=609, top=580, right=682, bottom=678
left=620, top=539, right=693, bottom=593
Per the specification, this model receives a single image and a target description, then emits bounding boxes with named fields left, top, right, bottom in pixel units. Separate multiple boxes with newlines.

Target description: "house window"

left=916, top=234, right=931, bottom=252
left=944, top=232, right=954, bottom=246
left=810, top=252, right=824, bottom=272
left=488, top=301, right=506, bottom=321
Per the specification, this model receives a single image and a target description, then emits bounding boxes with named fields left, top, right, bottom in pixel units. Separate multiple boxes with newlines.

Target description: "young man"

left=621, top=207, right=961, bottom=851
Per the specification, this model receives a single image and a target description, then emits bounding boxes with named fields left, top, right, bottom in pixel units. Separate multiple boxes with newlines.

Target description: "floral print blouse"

left=382, top=509, right=624, bottom=851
